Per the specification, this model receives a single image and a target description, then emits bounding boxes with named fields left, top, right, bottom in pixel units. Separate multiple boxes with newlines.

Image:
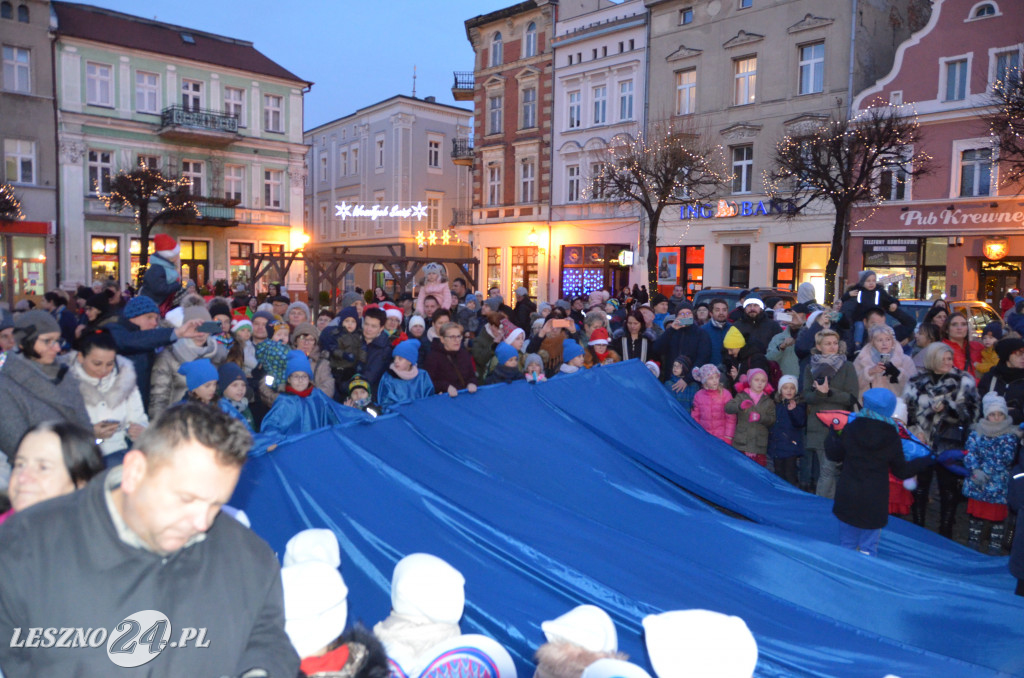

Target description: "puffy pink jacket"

left=691, top=387, right=736, bottom=443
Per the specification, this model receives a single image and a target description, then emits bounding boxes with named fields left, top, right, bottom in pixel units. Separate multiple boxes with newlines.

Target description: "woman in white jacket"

left=70, top=329, right=148, bottom=466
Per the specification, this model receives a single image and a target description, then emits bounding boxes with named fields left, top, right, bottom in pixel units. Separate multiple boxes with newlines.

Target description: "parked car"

left=692, top=286, right=798, bottom=310
left=892, top=299, right=1001, bottom=339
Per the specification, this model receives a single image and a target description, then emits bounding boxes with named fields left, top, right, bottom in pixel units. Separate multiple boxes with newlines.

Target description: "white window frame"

left=952, top=141, right=994, bottom=198
left=491, top=32, right=503, bottom=67
left=319, top=202, right=329, bottom=239
left=567, top=90, right=581, bottom=129
left=350, top=145, right=359, bottom=174
left=4, top=139, right=35, bottom=184
left=675, top=69, right=696, bottom=115
left=180, top=78, right=202, bottom=110
left=264, top=168, right=283, bottom=208
left=520, top=158, right=535, bottom=203
left=521, top=86, right=537, bottom=129
left=731, top=145, right=753, bottom=194
left=86, top=61, right=113, bottom=107
left=798, top=42, right=825, bottom=95
left=2, top=46, right=30, bottom=93
left=263, top=94, right=283, bottom=132
left=680, top=7, right=694, bottom=24
left=224, top=86, right=245, bottom=126
left=87, top=149, right=113, bottom=195
left=182, top=159, right=203, bottom=197
left=339, top=149, right=348, bottom=176
left=593, top=85, right=607, bottom=125
left=989, top=45, right=1023, bottom=90
left=734, top=57, right=757, bottom=105
left=877, top=152, right=912, bottom=202
left=224, top=164, right=244, bottom=203
left=524, top=22, right=537, bottom=58
left=319, top=154, right=328, bottom=183
left=486, top=163, right=502, bottom=206
left=939, top=54, right=971, bottom=102
left=488, top=94, right=503, bottom=134
left=134, top=70, right=159, bottom=114
left=137, top=154, right=160, bottom=171
left=375, top=133, right=385, bottom=171
left=567, top=164, right=581, bottom=203
left=619, top=80, right=634, bottom=120
left=427, top=135, right=442, bottom=172
left=426, top=192, right=442, bottom=230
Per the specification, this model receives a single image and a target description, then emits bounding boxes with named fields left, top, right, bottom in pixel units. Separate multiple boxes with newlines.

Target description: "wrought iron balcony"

left=452, top=71, right=474, bottom=101
left=158, top=106, right=240, bottom=144
left=451, top=137, right=474, bottom=166
left=450, top=208, right=472, bottom=226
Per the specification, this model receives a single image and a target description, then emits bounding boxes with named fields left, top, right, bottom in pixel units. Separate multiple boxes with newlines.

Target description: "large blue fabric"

left=258, top=389, right=369, bottom=437
left=233, top=361, right=1024, bottom=678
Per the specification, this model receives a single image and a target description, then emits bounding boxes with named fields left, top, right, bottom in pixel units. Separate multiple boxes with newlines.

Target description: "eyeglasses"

left=443, top=334, right=462, bottom=340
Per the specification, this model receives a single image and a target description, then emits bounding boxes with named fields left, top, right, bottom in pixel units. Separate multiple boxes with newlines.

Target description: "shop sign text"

left=899, top=207, right=1024, bottom=228
left=335, top=201, right=428, bottom=221
left=681, top=199, right=795, bottom=220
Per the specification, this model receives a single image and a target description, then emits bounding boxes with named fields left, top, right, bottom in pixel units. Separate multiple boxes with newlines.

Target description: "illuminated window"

left=734, top=57, right=756, bottom=105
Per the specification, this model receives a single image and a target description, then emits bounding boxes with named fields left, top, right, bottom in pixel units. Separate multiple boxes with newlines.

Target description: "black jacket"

left=0, top=469, right=298, bottom=677
left=652, top=325, right=711, bottom=376
left=732, top=311, right=782, bottom=355
left=107, top=314, right=177, bottom=410
left=1008, top=458, right=1024, bottom=580
left=512, top=298, right=537, bottom=332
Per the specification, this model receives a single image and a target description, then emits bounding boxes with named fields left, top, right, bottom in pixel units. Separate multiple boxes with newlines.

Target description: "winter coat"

left=471, top=327, right=499, bottom=381
left=963, top=428, right=1019, bottom=505
left=456, top=306, right=481, bottom=336
left=329, top=330, right=366, bottom=379
left=652, top=325, right=711, bottom=376
left=106, top=314, right=177, bottom=410
left=307, top=347, right=335, bottom=400
left=0, top=352, right=93, bottom=461
left=853, top=341, right=917, bottom=398
left=415, top=281, right=452, bottom=316
left=767, top=400, right=807, bottom=459
left=377, top=369, right=435, bottom=411
left=691, top=388, right=736, bottom=443
left=700, top=320, right=732, bottom=366
left=148, top=337, right=226, bottom=421
left=802, top=357, right=858, bottom=451
left=424, top=344, right=477, bottom=393
left=943, top=338, right=984, bottom=378
left=825, top=416, right=934, bottom=529
left=974, top=346, right=998, bottom=376
left=766, top=328, right=801, bottom=377
left=732, top=311, right=782, bottom=355
left=70, top=355, right=148, bottom=456
left=358, top=333, right=393, bottom=398
left=1007, top=458, right=1024, bottom=580
left=840, top=286, right=897, bottom=323
left=665, top=376, right=699, bottom=411
left=218, top=397, right=255, bottom=432
left=977, top=362, right=1024, bottom=424
left=903, top=369, right=980, bottom=450
left=485, top=364, right=525, bottom=385
left=611, top=328, right=654, bottom=363
left=513, top=297, right=537, bottom=332
left=139, top=253, right=180, bottom=304
left=725, top=390, right=776, bottom=457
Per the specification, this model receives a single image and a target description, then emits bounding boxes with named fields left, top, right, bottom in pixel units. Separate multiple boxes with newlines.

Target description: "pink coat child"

left=690, top=364, right=736, bottom=444
left=415, top=262, right=453, bottom=315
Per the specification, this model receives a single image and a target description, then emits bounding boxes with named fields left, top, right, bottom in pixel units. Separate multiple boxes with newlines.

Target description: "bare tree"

left=987, top=65, right=1024, bottom=189
left=593, top=120, right=728, bottom=288
left=99, top=166, right=197, bottom=281
left=765, top=105, right=930, bottom=303
left=0, top=183, right=22, bottom=221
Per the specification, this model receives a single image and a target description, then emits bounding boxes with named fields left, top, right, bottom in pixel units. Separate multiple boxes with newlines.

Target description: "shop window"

left=486, top=247, right=502, bottom=294
left=90, top=236, right=119, bottom=283
left=0, top=234, right=46, bottom=302
left=862, top=237, right=947, bottom=298
left=561, top=245, right=629, bottom=298
left=179, top=239, right=209, bottom=287
left=729, top=244, right=750, bottom=288
left=773, top=244, right=796, bottom=290
left=229, top=242, right=254, bottom=288
left=129, top=238, right=155, bottom=284
left=683, top=245, right=704, bottom=298
left=511, top=246, right=538, bottom=300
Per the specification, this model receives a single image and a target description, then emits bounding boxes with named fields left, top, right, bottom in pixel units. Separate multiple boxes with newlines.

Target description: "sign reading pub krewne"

left=899, top=206, right=1024, bottom=228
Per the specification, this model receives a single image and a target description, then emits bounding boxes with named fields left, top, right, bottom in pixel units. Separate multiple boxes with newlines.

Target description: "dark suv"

left=692, top=286, right=799, bottom=310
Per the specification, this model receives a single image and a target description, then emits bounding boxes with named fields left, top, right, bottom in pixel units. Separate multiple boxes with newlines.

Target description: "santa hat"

left=153, top=233, right=180, bottom=258
left=381, top=302, right=403, bottom=321
left=231, top=318, right=253, bottom=334
left=588, top=327, right=610, bottom=345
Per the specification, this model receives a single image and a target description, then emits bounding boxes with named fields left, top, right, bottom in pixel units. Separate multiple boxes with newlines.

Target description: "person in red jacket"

left=941, top=311, right=983, bottom=379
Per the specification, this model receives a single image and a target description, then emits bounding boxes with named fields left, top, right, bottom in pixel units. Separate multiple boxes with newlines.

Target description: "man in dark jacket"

left=0, top=404, right=299, bottom=678
left=700, top=298, right=732, bottom=366
left=512, top=286, right=537, bottom=332
left=732, top=297, right=781, bottom=356
left=652, top=303, right=711, bottom=380
left=357, top=307, right=392, bottom=398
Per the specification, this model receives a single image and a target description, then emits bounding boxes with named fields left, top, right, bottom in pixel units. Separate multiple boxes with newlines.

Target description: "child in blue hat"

left=486, top=342, right=524, bottom=385
left=556, top=339, right=585, bottom=377
left=177, top=359, right=218, bottom=407
left=261, top=350, right=368, bottom=436
left=377, top=339, right=435, bottom=412
left=217, top=362, right=255, bottom=432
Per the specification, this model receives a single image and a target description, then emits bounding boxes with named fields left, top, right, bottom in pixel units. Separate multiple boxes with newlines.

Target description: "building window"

left=486, top=247, right=501, bottom=293
left=592, top=85, right=607, bottom=125
left=16, top=2, right=25, bottom=21
left=567, top=164, right=581, bottom=202
left=181, top=160, right=203, bottom=197
left=511, top=246, right=538, bottom=300
left=134, top=71, right=158, bottom=113
left=862, top=237, right=946, bottom=299
left=426, top=196, right=441, bottom=229
left=730, top=244, right=750, bottom=287
left=619, top=80, right=634, bottom=120
left=487, top=164, right=501, bottom=206
left=944, top=59, right=968, bottom=101
left=959, top=148, right=992, bottom=196
left=2, top=45, right=29, bottom=93
left=263, top=94, right=283, bottom=132
left=491, top=32, right=503, bottom=67
left=732, top=145, right=753, bottom=194
left=675, top=69, right=696, bottom=115
left=975, top=3, right=996, bottom=17
left=224, top=87, right=245, bottom=125
left=137, top=154, right=159, bottom=171
left=994, top=50, right=1020, bottom=89
left=375, top=135, right=385, bottom=169
left=568, top=90, right=581, bottom=129
left=339, top=150, right=348, bottom=176
left=524, top=22, right=537, bottom=58
left=224, top=164, right=243, bottom=203
left=734, top=57, right=756, bottom=105
left=0, top=3, right=9, bottom=19
left=798, top=42, right=825, bottom=95
left=351, top=146, right=359, bottom=174
left=739, top=0, right=753, bottom=7
left=428, top=138, right=441, bottom=168
left=181, top=79, right=202, bottom=111
left=319, top=203, right=329, bottom=239
left=90, top=236, right=120, bottom=283
left=488, top=94, right=503, bottom=134
left=590, top=162, right=605, bottom=200
left=878, top=155, right=910, bottom=201
left=86, top=61, right=112, bottom=106
left=87, top=150, right=113, bottom=194
left=228, top=242, right=254, bottom=287
left=319, top=154, right=327, bottom=182
left=179, top=239, right=209, bottom=287
left=520, top=159, right=535, bottom=203
left=521, top=87, right=536, bottom=129
left=264, top=169, right=283, bottom=208
left=4, top=139, right=34, bottom=184
left=680, top=7, right=693, bottom=24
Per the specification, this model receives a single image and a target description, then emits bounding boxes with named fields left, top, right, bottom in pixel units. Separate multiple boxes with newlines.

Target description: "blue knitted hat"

left=393, top=339, right=420, bottom=364
left=285, top=349, right=313, bottom=378
left=862, top=388, right=897, bottom=417
left=217, top=362, right=246, bottom=393
left=178, top=358, right=218, bottom=391
left=123, top=295, right=160, bottom=319
left=562, top=339, right=584, bottom=363
left=495, top=342, right=518, bottom=365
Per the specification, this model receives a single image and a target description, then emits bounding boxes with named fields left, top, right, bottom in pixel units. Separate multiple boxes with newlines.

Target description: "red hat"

left=153, top=234, right=180, bottom=258
left=381, top=302, right=403, bottom=321
left=588, top=327, right=610, bottom=345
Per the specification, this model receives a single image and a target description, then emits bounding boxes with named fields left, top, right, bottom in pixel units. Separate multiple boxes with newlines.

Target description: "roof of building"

left=465, top=0, right=539, bottom=34
left=52, top=2, right=311, bottom=86
left=305, top=95, right=472, bottom=135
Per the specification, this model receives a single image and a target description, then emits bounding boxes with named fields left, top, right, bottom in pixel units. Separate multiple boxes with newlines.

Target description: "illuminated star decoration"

left=410, top=201, right=428, bottom=220
left=416, top=231, right=426, bottom=248
left=427, top=231, right=438, bottom=246
left=441, top=229, right=451, bottom=245
left=335, top=202, right=352, bottom=220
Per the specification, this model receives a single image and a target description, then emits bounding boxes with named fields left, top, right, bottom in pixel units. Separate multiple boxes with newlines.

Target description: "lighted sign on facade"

left=335, top=201, right=428, bottom=221
left=680, top=199, right=795, bottom=220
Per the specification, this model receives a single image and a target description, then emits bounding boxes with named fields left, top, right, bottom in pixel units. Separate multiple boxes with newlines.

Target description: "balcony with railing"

left=451, top=137, right=474, bottom=166
left=450, top=208, right=473, bottom=226
left=451, top=71, right=475, bottom=101
left=157, top=106, right=240, bottom=144
left=166, top=195, right=239, bottom=227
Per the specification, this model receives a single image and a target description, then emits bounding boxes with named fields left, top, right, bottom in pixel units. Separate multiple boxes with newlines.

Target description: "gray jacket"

left=0, top=468, right=298, bottom=677
left=0, top=352, right=92, bottom=460
left=148, top=338, right=226, bottom=420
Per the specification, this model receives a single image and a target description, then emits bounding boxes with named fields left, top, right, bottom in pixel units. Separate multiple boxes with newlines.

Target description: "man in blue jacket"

left=700, top=298, right=732, bottom=366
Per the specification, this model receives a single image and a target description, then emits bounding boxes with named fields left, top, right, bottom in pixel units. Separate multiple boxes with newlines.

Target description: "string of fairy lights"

left=0, top=183, right=23, bottom=221
left=97, top=164, right=199, bottom=232
left=988, top=67, right=1024, bottom=185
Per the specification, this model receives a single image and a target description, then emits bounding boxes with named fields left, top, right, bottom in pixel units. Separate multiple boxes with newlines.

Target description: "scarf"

left=810, top=352, right=847, bottom=373
left=541, top=334, right=565, bottom=371
left=285, top=384, right=314, bottom=398
left=171, top=336, right=218, bottom=363
left=559, top=363, right=580, bottom=375
left=150, top=253, right=178, bottom=284
left=858, top=407, right=896, bottom=428
left=299, top=645, right=350, bottom=676
left=710, top=318, right=728, bottom=330
left=746, top=389, right=765, bottom=405
left=225, top=395, right=250, bottom=412
left=973, top=416, right=1019, bottom=438
left=392, top=361, right=419, bottom=381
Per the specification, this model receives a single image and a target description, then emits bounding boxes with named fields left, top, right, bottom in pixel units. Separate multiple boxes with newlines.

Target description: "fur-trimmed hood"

left=533, top=642, right=627, bottom=678
left=71, top=354, right=139, bottom=409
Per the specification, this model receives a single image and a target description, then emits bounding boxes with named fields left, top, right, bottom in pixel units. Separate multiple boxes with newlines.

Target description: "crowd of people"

left=0, top=237, right=1022, bottom=674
